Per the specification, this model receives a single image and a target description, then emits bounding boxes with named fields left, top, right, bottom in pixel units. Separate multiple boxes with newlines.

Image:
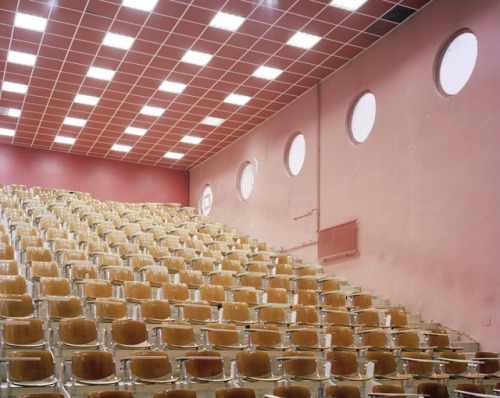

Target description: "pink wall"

left=190, top=0, right=499, bottom=350
left=0, top=144, right=189, bottom=204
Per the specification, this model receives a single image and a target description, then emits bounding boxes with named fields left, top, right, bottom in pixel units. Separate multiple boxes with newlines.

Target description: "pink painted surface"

left=0, top=144, right=189, bottom=205
left=190, top=0, right=499, bottom=350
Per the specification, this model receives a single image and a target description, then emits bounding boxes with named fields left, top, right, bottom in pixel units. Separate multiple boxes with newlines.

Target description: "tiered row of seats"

left=0, top=183, right=498, bottom=398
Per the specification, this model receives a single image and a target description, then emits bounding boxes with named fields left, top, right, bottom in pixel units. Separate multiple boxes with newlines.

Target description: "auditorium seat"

left=271, top=385, right=311, bottom=398
left=7, top=350, right=58, bottom=394
left=121, top=350, right=178, bottom=385
left=234, top=350, right=282, bottom=382
left=109, top=319, right=151, bottom=352
left=366, top=351, right=412, bottom=382
left=154, top=321, right=200, bottom=350
left=140, top=299, right=171, bottom=323
left=401, top=351, right=449, bottom=380
left=416, top=383, right=450, bottom=398
left=325, top=384, right=362, bottom=398
left=177, top=350, right=231, bottom=383
left=202, top=323, right=246, bottom=349
left=2, top=318, right=45, bottom=349
left=327, top=350, right=372, bottom=382
left=278, top=350, right=329, bottom=382
left=474, top=351, right=500, bottom=377
left=215, top=387, right=256, bottom=398
left=248, top=324, right=289, bottom=350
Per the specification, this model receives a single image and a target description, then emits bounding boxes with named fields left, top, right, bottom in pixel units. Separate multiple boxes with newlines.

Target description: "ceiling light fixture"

left=330, top=0, right=369, bottom=11
left=54, top=136, right=76, bottom=145
left=287, top=32, right=321, bottom=49
left=181, top=50, right=213, bottom=66
left=253, top=65, right=283, bottom=80
left=140, top=105, right=164, bottom=116
left=209, top=12, right=245, bottom=32
left=164, top=151, right=184, bottom=159
left=14, top=13, right=47, bottom=32
left=224, top=93, right=251, bottom=106
left=87, top=66, right=116, bottom=81
left=63, top=117, right=87, bottom=127
left=102, top=32, right=135, bottom=50
left=125, top=126, right=147, bottom=136
left=0, top=128, right=15, bottom=137
left=181, top=136, right=203, bottom=145
left=74, top=94, right=100, bottom=106
left=7, top=50, right=37, bottom=66
left=122, top=0, right=158, bottom=12
left=201, top=116, right=225, bottom=126
left=111, top=144, right=132, bottom=152
left=159, top=80, right=187, bottom=94
left=2, top=81, right=28, bottom=94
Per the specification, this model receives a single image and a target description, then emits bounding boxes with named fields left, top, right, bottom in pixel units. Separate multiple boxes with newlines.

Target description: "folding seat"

left=326, top=350, right=372, bottom=382
left=199, top=284, right=226, bottom=305
left=319, top=276, right=342, bottom=292
left=141, top=266, right=170, bottom=289
left=245, top=261, right=270, bottom=275
left=2, top=318, right=45, bottom=349
left=190, top=257, right=216, bottom=274
left=221, top=259, right=243, bottom=274
left=215, top=387, right=256, bottom=398
left=128, top=253, right=155, bottom=271
left=0, top=260, right=19, bottom=276
left=233, top=350, right=281, bottom=383
left=274, top=263, right=294, bottom=275
left=154, top=389, right=197, bottom=398
left=45, top=228, right=69, bottom=249
left=266, top=275, right=292, bottom=290
left=176, top=301, right=216, bottom=324
left=18, top=235, right=44, bottom=262
left=348, top=292, right=373, bottom=310
left=160, top=256, right=187, bottom=273
left=401, top=352, right=449, bottom=380
left=321, top=290, right=348, bottom=307
left=176, top=350, right=231, bottom=383
left=359, top=328, right=398, bottom=351
left=140, top=299, right=171, bottom=323
left=94, top=297, right=128, bottom=322
left=46, top=296, right=83, bottom=321
left=87, top=392, right=133, bottom=398
left=132, top=233, right=155, bottom=253
left=264, top=287, right=290, bottom=305
left=106, top=231, right=128, bottom=251
left=82, top=280, right=113, bottom=300
left=247, top=324, right=289, bottom=350
left=58, top=248, right=88, bottom=270
left=271, top=386, right=311, bottom=398
left=162, top=282, right=190, bottom=303
left=454, top=384, right=487, bottom=398
left=118, top=243, right=141, bottom=261
left=86, top=239, right=109, bottom=257
left=239, top=272, right=264, bottom=289
left=0, top=293, right=34, bottom=318
left=178, top=269, right=204, bottom=289
left=0, top=244, right=15, bottom=261
left=157, top=235, right=182, bottom=252
left=295, top=264, right=322, bottom=277
left=324, top=384, right=362, bottom=398
left=107, top=319, right=151, bottom=352
left=0, top=274, right=27, bottom=294
left=6, top=350, right=58, bottom=394
left=436, top=352, right=484, bottom=380
left=386, top=308, right=411, bottom=329
left=227, top=250, right=250, bottom=265
left=202, top=322, right=247, bottom=349
left=121, top=350, right=178, bottom=387
left=26, top=247, right=53, bottom=264
left=366, top=351, right=412, bottom=382
left=54, top=318, right=100, bottom=356
left=123, top=224, right=142, bottom=240
left=68, top=263, right=98, bottom=283
left=278, top=351, right=329, bottom=382
left=356, top=309, right=383, bottom=328
left=39, top=276, right=71, bottom=296
left=221, top=302, right=254, bottom=325
left=325, top=325, right=366, bottom=351
left=185, top=239, right=207, bottom=253
left=288, top=325, right=330, bottom=350
left=416, top=383, right=449, bottom=398
left=232, top=287, right=260, bottom=306
left=154, top=321, right=200, bottom=349
left=425, top=327, right=464, bottom=352
left=370, top=384, right=406, bottom=398
left=257, top=304, right=289, bottom=325
left=64, top=351, right=120, bottom=394
left=173, top=247, right=198, bottom=262
left=293, top=304, right=320, bottom=326
left=474, top=351, right=500, bottom=378
left=393, top=330, right=429, bottom=352
left=295, top=275, right=319, bottom=291
left=94, top=253, right=123, bottom=270
left=104, top=266, right=135, bottom=288
left=295, top=288, right=319, bottom=306
left=209, top=270, right=236, bottom=289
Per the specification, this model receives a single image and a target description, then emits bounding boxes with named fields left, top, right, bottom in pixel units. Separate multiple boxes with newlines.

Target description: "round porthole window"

left=199, top=184, right=213, bottom=216
left=237, top=161, right=254, bottom=201
left=438, top=30, right=478, bottom=96
left=286, top=133, right=306, bottom=176
left=350, top=91, right=376, bottom=144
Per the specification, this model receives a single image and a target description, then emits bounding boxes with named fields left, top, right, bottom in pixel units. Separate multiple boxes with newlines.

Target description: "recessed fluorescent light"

left=7, top=109, right=21, bottom=118
left=164, top=151, right=184, bottom=160
left=2, top=81, right=28, bottom=94
left=201, top=116, right=225, bottom=126
left=122, top=0, right=158, bottom=12
left=102, top=32, right=135, bottom=50
left=112, top=144, right=132, bottom=152
left=287, top=32, right=322, bottom=49
left=14, top=13, right=47, bottom=32
left=87, top=66, right=115, bottom=81
left=63, top=117, right=86, bottom=127
left=181, top=50, right=213, bottom=66
left=74, top=94, right=100, bottom=106
left=140, top=105, right=164, bottom=116
left=54, top=136, right=76, bottom=145
left=159, top=80, right=187, bottom=94
left=125, top=126, right=147, bottom=136
left=224, top=93, right=251, bottom=106
left=7, top=50, right=37, bottom=66
left=253, top=66, right=283, bottom=80
left=209, top=12, right=245, bottom=32
left=181, top=136, right=203, bottom=145
left=0, top=128, right=15, bottom=137
left=330, top=0, right=368, bottom=11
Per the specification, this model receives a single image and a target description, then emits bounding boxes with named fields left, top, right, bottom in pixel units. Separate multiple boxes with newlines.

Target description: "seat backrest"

left=386, top=308, right=409, bottom=327
left=239, top=274, right=263, bottom=289
left=325, top=325, right=354, bottom=348
left=184, top=350, right=223, bottom=378
left=47, top=296, right=82, bottom=319
left=87, top=392, right=133, bottom=398
left=215, top=388, right=256, bottom=398
left=296, top=289, right=319, bottom=306
left=206, top=323, right=239, bottom=346
left=160, top=256, right=186, bottom=273
left=4, top=318, right=43, bottom=345
left=323, top=291, right=347, bottom=307
left=191, top=258, right=215, bottom=274
left=0, top=274, right=27, bottom=294
left=154, top=390, right=197, bottom=398
left=350, top=293, right=372, bottom=309
left=179, top=270, right=204, bottom=287
left=59, top=318, right=97, bottom=345
left=235, top=351, right=271, bottom=378
left=249, top=324, right=282, bottom=348
left=475, top=351, right=500, bottom=374
left=181, top=301, right=212, bottom=323
left=141, top=299, right=171, bottom=322
left=0, top=293, right=34, bottom=318
left=0, top=244, right=15, bottom=260
left=282, top=351, right=317, bottom=377
left=327, top=350, right=359, bottom=376
left=40, top=277, right=71, bottom=296
left=83, top=280, right=113, bottom=299
left=357, top=310, right=381, bottom=327
left=31, top=261, right=60, bottom=279
left=222, top=302, right=250, bottom=323
left=296, top=277, right=318, bottom=291
left=124, top=281, right=152, bottom=301
left=265, top=288, right=288, bottom=304
left=72, top=351, right=115, bottom=381
left=131, top=350, right=172, bottom=380
left=361, top=329, right=389, bottom=348
left=8, top=350, right=55, bottom=382
left=95, top=298, right=128, bottom=321
left=293, top=304, right=319, bottom=325
left=320, top=278, right=341, bottom=292
left=426, top=328, right=451, bottom=348
left=111, top=319, right=148, bottom=345
left=455, top=384, right=486, bottom=397
left=162, top=283, right=189, bottom=302
left=160, top=322, right=196, bottom=346
left=69, top=263, right=98, bottom=280
left=395, top=331, right=421, bottom=349
left=273, top=386, right=311, bottom=398
left=233, top=288, right=259, bottom=305
left=26, top=247, right=53, bottom=262
left=416, top=383, right=449, bottom=398
left=199, top=284, right=225, bottom=303
left=258, top=305, right=286, bottom=324
left=106, top=266, right=135, bottom=284
left=210, top=272, right=234, bottom=288
left=366, top=351, right=397, bottom=376
left=268, top=275, right=291, bottom=290
left=0, top=260, right=19, bottom=276
left=402, top=352, right=434, bottom=376
left=325, top=385, right=361, bottom=398
left=439, top=352, right=468, bottom=375
left=371, top=385, right=405, bottom=397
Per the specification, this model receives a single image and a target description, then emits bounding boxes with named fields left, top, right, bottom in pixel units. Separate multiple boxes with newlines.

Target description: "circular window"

left=287, top=133, right=306, bottom=176
left=350, top=91, right=376, bottom=144
left=237, top=161, right=254, bottom=201
left=438, top=31, right=478, bottom=96
left=199, top=184, right=213, bottom=216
